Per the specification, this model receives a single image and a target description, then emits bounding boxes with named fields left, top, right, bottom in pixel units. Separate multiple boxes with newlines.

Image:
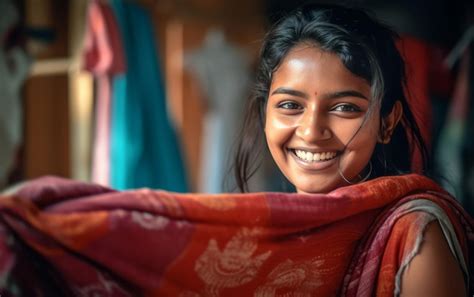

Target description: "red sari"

left=0, top=174, right=472, bottom=296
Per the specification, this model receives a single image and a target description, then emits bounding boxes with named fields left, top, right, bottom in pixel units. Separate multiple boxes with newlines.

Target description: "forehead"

left=271, top=44, right=371, bottom=95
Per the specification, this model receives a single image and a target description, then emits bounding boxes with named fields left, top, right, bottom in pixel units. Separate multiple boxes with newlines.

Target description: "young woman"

left=234, top=3, right=467, bottom=296
left=0, top=3, right=472, bottom=297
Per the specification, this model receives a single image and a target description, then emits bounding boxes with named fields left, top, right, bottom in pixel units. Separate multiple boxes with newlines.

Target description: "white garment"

left=0, top=0, right=30, bottom=187
left=185, top=29, right=251, bottom=193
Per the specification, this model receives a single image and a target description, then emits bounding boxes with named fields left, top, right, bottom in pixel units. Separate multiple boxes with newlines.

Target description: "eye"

left=277, top=101, right=302, bottom=110
left=332, top=104, right=361, bottom=113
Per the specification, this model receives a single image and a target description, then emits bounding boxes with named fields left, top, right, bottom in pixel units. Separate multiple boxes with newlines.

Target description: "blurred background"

left=0, top=0, right=473, bottom=212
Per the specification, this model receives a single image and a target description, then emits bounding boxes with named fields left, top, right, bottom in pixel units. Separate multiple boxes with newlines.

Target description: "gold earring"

left=383, top=135, right=391, bottom=144
left=382, top=129, right=392, bottom=144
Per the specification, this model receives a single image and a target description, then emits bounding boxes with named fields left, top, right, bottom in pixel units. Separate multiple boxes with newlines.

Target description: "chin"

left=293, top=177, right=343, bottom=194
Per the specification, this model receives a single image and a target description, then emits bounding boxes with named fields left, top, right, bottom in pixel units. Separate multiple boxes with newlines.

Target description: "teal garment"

left=109, top=0, right=188, bottom=191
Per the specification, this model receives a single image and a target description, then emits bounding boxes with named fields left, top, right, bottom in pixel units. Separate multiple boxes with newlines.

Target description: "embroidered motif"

left=255, top=258, right=325, bottom=296
left=130, top=211, right=169, bottom=230
left=195, top=228, right=272, bottom=296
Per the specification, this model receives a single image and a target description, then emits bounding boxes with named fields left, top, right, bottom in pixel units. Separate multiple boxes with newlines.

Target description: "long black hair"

left=234, top=3, right=430, bottom=192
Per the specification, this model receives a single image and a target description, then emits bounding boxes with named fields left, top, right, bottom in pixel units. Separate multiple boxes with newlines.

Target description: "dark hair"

left=234, top=3, right=430, bottom=192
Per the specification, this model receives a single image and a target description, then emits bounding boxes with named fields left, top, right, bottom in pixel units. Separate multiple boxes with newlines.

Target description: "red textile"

left=396, top=36, right=454, bottom=172
left=0, top=175, right=472, bottom=296
left=397, top=37, right=431, bottom=145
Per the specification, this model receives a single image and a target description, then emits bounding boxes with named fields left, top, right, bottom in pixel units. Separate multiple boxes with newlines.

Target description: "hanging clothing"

left=0, top=175, right=472, bottom=296
left=436, top=53, right=470, bottom=203
left=396, top=36, right=432, bottom=173
left=0, top=0, right=30, bottom=188
left=185, top=29, right=251, bottom=193
left=461, top=47, right=474, bottom=215
left=108, top=0, right=188, bottom=191
left=397, top=36, right=455, bottom=173
left=82, top=0, right=126, bottom=186
left=429, top=46, right=455, bottom=171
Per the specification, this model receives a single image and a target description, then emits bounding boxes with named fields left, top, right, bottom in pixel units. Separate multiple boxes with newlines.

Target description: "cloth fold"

left=108, top=0, right=188, bottom=192
left=82, top=0, right=126, bottom=186
left=0, top=174, right=472, bottom=296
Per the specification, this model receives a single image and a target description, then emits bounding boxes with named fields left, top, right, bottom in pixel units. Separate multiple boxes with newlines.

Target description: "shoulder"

left=400, top=220, right=466, bottom=297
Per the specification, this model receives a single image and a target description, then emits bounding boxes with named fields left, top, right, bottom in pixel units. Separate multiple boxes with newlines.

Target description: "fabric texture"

left=108, top=0, right=188, bottom=192
left=82, top=0, right=125, bottom=186
left=0, top=174, right=472, bottom=296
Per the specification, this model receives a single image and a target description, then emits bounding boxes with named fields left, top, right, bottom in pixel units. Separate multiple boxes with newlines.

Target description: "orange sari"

left=0, top=174, right=472, bottom=296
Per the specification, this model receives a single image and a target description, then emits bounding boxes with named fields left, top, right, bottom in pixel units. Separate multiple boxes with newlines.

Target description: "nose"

left=295, top=109, right=332, bottom=143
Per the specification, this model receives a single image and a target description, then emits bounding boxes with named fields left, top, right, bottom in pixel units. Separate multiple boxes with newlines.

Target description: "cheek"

left=265, top=112, right=295, bottom=148
left=343, top=119, right=379, bottom=155
left=337, top=121, right=379, bottom=179
left=333, top=114, right=379, bottom=142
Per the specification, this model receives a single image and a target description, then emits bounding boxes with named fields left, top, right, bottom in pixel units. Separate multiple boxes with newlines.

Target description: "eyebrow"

left=271, top=87, right=308, bottom=98
left=271, top=87, right=368, bottom=101
left=320, top=90, right=368, bottom=101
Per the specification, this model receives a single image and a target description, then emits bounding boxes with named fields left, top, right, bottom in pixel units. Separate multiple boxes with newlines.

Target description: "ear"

left=378, top=101, right=403, bottom=144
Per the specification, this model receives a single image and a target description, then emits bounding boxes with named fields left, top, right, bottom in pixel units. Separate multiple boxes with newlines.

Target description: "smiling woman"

left=0, top=2, right=471, bottom=297
left=265, top=45, right=385, bottom=194
left=234, top=5, right=421, bottom=193
left=233, top=3, right=470, bottom=296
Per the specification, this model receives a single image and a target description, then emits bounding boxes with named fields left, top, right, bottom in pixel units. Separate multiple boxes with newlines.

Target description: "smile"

left=292, top=149, right=338, bottom=162
left=288, top=148, right=340, bottom=171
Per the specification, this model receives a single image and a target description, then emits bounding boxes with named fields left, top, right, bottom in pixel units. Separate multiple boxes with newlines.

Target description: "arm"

left=400, top=221, right=466, bottom=297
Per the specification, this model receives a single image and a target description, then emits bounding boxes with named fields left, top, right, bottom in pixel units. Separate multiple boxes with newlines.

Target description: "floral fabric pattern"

left=0, top=175, right=472, bottom=296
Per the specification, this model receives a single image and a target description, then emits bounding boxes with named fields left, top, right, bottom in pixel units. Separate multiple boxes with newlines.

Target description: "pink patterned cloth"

left=0, top=175, right=472, bottom=296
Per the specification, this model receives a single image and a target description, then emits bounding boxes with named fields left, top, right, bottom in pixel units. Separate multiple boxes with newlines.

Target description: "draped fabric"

left=396, top=36, right=454, bottom=174
left=0, top=175, right=472, bottom=296
left=82, top=0, right=126, bottom=186
left=397, top=36, right=432, bottom=148
left=82, top=0, right=189, bottom=192
left=108, top=0, right=188, bottom=191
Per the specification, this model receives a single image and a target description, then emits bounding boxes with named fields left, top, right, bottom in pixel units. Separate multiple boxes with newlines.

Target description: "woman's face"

left=265, top=45, right=380, bottom=194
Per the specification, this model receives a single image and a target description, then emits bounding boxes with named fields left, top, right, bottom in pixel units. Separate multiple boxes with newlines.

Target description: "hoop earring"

left=359, top=161, right=373, bottom=182
left=339, top=161, right=373, bottom=185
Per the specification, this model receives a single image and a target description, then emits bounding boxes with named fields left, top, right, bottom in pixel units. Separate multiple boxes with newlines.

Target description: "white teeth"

left=313, top=153, right=320, bottom=161
left=293, top=150, right=337, bottom=162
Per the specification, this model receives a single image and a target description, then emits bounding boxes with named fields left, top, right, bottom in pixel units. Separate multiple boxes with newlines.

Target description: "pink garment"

left=82, top=0, right=125, bottom=185
left=0, top=175, right=472, bottom=296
